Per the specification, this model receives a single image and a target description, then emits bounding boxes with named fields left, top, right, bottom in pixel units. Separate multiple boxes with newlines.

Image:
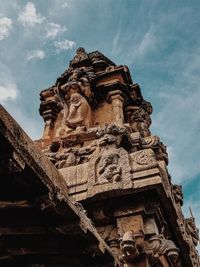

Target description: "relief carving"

left=125, top=100, right=153, bottom=137
left=141, top=135, right=160, bottom=148
left=70, top=47, right=89, bottom=68
left=185, top=217, right=199, bottom=247
left=65, top=92, right=91, bottom=130
left=172, top=185, right=183, bottom=206
left=120, top=231, right=145, bottom=263
left=43, top=141, right=61, bottom=165
left=131, top=149, right=157, bottom=172
left=133, top=149, right=156, bottom=165
left=97, top=153, right=122, bottom=184
left=44, top=140, right=98, bottom=169
left=147, top=235, right=180, bottom=267
left=95, top=134, right=122, bottom=185
left=92, top=125, right=132, bottom=187
left=58, top=67, right=96, bottom=135
left=55, top=148, right=77, bottom=169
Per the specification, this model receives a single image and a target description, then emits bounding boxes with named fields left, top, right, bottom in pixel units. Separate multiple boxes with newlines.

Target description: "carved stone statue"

left=126, top=100, right=153, bottom=137
left=59, top=68, right=95, bottom=134
left=65, top=92, right=91, bottom=129
left=70, top=47, right=89, bottom=67
left=120, top=231, right=144, bottom=263
left=185, top=217, right=199, bottom=246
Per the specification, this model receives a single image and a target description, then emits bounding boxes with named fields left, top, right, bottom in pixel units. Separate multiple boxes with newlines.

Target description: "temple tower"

left=38, top=48, right=199, bottom=267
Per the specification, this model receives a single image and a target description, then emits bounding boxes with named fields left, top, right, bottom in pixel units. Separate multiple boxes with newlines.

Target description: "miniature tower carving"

left=38, top=47, right=200, bottom=267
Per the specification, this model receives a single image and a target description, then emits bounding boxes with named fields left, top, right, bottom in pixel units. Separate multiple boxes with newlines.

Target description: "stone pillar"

left=107, top=90, right=124, bottom=125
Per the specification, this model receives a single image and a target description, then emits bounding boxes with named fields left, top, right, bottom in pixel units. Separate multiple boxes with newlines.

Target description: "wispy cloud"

left=48, top=0, right=71, bottom=16
left=137, top=29, right=156, bottom=57
left=18, top=2, right=45, bottom=27
left=45, top=22, right=67, bottom=39
left=128, top=27, right=156, bottom=63
left=54, top=39, right=76, bottom=52
left=27, top=50, right=45, bottom=60
left=0, top=17, right=12, bottom=40
left=0, top=83, right=18, bottom=103
left=0, top=64, right=18, bottom=104
left=62, top=1, right=70, bottom=8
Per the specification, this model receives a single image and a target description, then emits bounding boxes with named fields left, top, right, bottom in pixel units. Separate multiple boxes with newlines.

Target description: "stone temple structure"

left=0, top=48, right=199, bottom=267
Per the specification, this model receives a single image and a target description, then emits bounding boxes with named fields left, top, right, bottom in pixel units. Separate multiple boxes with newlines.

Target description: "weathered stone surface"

left=1, top=47, right=199, bottom=266
left=0, top=104, right=115, bottom=266
left=36, top=48, right=200, bottom=266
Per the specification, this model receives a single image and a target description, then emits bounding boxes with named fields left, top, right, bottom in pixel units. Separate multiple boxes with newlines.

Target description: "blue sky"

left=0, top=0, right=200, bottom=247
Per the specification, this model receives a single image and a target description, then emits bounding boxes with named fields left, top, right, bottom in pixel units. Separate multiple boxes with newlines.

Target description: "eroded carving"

left=185, top=217, right=199, bottom=247
left=58, top=67, right=96, bottom=134
left=70, top=47, right=89, bottom=68
left=97, top=153, right=122, bottom=184
left=37, top=48, right=200, bottom=267
left=125, top=100, right=153, bottom=137
left=131, top=149, right=157, bottom=172
left=120, top=231, right=145, bottom=263
left=173, top=185, right=183, bottom=206
left=147, top=235, right=180, bottom=266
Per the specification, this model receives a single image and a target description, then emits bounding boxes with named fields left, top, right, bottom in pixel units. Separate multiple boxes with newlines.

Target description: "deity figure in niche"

left=59, top=68, right=95, bottom=134
left=98, top=153, right=122, bottom=184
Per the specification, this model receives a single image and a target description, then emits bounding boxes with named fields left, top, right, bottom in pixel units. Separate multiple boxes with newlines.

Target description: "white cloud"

left=0, top=17, right=12, bottom=40
left=0, top=64, right=18, bottom=104
left=45, top=22, right=67, bottom=39
left=54, top=39, right=76, bottom=52
left=27, top=50, right=45, bottom=60
left=0, top=83, right=18, bottom=104
left=48, top=0, right=71, bottom=15
left=18, top=2, right=45, bottom=27
left=58, top=0, right=70, bottom=8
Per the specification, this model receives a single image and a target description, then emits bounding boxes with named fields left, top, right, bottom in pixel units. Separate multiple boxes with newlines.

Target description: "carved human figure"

left=70, top=47, right=88, bottom=66
left=126, top=100, right=153, bottom=137
left=98, top=153, right=122, bottom=184
left=59, top=69, right=94, bottom=133
left=120, top=231, right=144, bottom=264
left=65, top=92, right=91, bottom=130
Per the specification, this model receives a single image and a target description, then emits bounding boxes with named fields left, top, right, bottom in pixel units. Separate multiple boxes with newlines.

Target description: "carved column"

left=107, top=90, right=124, bottom=125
